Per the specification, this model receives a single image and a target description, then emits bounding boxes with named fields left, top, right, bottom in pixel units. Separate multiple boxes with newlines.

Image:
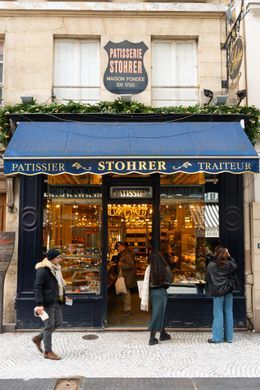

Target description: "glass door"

left=107, top=203, right=152, bottom=326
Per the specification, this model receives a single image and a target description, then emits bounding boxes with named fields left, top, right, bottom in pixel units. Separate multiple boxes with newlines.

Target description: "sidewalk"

left=0, top=331, right=260, bottom=387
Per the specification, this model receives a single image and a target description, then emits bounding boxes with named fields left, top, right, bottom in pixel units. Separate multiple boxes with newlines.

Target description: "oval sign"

left=229, top=37, right=243, bottom=81
left=103, top=40, right=148, bottom=95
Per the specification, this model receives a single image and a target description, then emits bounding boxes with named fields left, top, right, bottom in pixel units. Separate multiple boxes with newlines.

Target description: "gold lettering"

left=126, top=161, right=137, bottom=171
left=148, top=161, right=157, bottom=170
left=98, top=161, right=105, bottom=171
left=138, top=161, right=147, bottom=170
left=114, top=161, right=125, bottom=171
left=157, top=161, right=167, bottom=171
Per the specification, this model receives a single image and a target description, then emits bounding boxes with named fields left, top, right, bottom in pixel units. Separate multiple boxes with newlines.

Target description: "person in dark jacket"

left=205, top=247, right=237, bottom=343
left=32, top=249, right=66, bottom=360
left=116, top=241, right=137, bottom=314
left=148, top=248, right=173, bottom=346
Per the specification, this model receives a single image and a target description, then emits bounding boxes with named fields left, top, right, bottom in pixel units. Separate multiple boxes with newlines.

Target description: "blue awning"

left=3, top=121, right=259, bottom=175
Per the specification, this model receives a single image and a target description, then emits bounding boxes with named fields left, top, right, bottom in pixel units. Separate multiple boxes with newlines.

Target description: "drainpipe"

left=244, top=173, right=254, bottom=330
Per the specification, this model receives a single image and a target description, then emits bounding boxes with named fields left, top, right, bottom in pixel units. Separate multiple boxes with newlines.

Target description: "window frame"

left=53, top=38, right=100, bottom=103
left=0, top=41, right=3, bottom=105
left=151, top=39, right=199, bottom=107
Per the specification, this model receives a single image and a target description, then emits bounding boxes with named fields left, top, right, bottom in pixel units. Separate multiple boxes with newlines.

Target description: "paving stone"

left=0, top=331, right=260, bottom=379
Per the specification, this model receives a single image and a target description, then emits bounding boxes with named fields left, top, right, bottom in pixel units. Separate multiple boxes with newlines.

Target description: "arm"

left=229, top=257, right=238, bottom=272
left=34, top=268, right=46, bottom=312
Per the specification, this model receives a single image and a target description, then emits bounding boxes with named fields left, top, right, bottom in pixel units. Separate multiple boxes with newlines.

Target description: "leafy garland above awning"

left=0, top=98, right=259, bottom=146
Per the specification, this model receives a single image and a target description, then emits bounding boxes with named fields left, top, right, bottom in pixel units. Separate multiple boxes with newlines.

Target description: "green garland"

left=0, top=99, right=259, bottom=146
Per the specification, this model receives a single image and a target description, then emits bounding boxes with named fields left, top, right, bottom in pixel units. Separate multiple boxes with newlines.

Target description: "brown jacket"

left=118, top=248, right=137, bottom=289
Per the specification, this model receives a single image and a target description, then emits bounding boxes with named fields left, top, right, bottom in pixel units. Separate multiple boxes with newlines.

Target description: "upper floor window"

left=53, top=39, right=100, bottom=103
left=0, top=42, right=3, bottom=105
left=152, top=40, right=198, bottom=107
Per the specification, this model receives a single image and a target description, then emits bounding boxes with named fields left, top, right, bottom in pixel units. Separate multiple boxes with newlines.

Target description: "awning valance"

left=3, top=121, right=259, bottom=175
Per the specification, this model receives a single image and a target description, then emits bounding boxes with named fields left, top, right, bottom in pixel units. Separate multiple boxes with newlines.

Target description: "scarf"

left=140, top=265, right=150, bottom=311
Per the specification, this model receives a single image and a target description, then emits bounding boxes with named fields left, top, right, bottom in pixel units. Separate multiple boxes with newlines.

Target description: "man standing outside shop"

left=116, top=241, right=137, bottom=314
left=32, top=249, right=66, bottom=360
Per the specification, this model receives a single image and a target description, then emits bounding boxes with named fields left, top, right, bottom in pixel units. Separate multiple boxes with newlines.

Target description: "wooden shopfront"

left=3, top=114, right=259, bottom=329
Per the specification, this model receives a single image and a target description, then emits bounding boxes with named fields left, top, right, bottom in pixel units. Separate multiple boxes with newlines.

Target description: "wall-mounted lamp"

left=120, top=94, right=132, bottom=102
left=214, top=95, right=227, bottom=105
left=236, top=89, right=246, bottom=106
left=203, top=89, right=213, bottom=105
left=20, top=96, right=35, bottom=104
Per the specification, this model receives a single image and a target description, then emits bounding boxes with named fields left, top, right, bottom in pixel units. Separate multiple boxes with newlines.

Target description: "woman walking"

left=206, top=247, right=238, bottom=343
left=148, top=248, right=173, bottom=346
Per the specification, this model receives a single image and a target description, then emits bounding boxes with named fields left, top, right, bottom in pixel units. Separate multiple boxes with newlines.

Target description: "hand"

left=35, top=306, right=44, bottom=315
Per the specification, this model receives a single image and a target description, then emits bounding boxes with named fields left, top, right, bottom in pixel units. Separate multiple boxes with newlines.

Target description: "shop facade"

left=3, top=113, right=259, bottom=329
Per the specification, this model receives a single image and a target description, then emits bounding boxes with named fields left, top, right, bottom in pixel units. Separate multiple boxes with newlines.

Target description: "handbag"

left=115, top=275, right=127, bottom=295
left=137, top=280, right=144, bottom=298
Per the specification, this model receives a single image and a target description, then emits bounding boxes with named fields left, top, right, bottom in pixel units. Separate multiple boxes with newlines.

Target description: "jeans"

left=37, top=302, right=63, bottom=352
left=149, top=288, right=168, bottom=332
left=212, top=293, right=233, bottom=343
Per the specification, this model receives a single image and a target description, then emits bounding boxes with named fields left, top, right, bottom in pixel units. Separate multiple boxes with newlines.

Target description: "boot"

left=44, top=351, right=61, bottom=360
left=159, top=329, right=171, bottom=341
left=32, top=335, right=43, bottom=353
left=149, top=331, right=159, bottom=346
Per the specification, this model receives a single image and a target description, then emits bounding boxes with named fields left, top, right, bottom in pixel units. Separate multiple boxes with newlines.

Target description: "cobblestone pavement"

left=0, top=331, right=260, bottom=380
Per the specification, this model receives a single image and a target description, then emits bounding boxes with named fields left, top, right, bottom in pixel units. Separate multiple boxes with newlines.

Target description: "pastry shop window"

left=160, top=173, right=219, bottom=293
left=43, top=174, right=102, bottom=294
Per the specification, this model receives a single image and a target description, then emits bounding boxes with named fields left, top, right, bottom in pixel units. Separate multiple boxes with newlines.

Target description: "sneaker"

left=32, top=335, right=43, bottom=353
left=44, top=351, right=61, bottom=360
left=149, top=337, right=159, bottom=346
left=207, top=338, right=219, bottom=344
left=159, top=332, right=171, bottom=341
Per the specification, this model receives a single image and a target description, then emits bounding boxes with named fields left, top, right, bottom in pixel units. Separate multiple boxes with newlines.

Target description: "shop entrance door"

left=107, top=203, right=152, bottom=327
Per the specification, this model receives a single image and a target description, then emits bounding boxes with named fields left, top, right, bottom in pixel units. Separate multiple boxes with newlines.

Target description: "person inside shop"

left=32, top=249, right=66, bottom=360
left=146, top=246, right=173, bottom=346
left=162, top=243, right=178, bottom=271
left=115, top=241, right=137, bottom=314
left=205, top=246, right=238, bottom=344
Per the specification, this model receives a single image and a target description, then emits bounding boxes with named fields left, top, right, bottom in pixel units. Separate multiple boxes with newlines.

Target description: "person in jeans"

left=205, top=247, right=237, bottom=343
left=32, top=249, right=66, bottom=360
left=115, top=241, right=137, bottom=314
left=148, top=248, right=173, bottom=346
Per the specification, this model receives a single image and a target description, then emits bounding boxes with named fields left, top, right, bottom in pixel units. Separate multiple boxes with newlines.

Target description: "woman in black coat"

left=205, top=247, right=238, bottom=343
left=148, top=249, right=173, bottom=345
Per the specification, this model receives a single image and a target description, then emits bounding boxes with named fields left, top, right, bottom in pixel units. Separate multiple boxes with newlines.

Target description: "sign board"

left=229, top=37, right=243, bottom=81
left=103, top=40, right=148, bottom=95
left=46, top=186, right=102, bottom=199
left=110, top=186, right=153, bottom=199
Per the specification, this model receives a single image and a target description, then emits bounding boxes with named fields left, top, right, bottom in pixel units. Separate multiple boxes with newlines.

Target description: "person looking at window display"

left=115, top=241, right=137, bottom=314
left=205, top=247, right=237, bottom=344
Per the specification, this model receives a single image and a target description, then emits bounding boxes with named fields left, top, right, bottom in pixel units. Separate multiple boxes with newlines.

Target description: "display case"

left=61, top=253, right=101, bottom=294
